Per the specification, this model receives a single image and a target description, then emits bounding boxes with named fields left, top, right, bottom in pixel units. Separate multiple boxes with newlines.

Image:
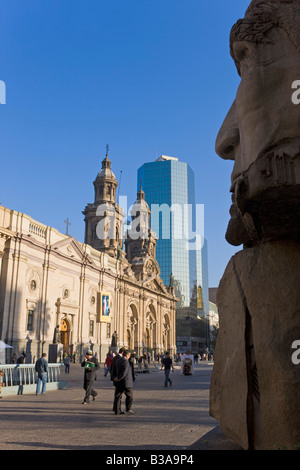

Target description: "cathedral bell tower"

left=83, top=146, right=125, bottom=257
left=125, top=187, right=160, bottom=280
left=125, top=187, right=151, bottom=260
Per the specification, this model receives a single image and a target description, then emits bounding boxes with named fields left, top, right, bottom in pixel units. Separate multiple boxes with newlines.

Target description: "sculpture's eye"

left=232, top=42, right=251, bottom=75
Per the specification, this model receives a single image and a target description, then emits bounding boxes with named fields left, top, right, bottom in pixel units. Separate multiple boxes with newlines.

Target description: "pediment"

left=51, top=237, right=94, bottom=265
left=143, top=275, right=168, bottom=294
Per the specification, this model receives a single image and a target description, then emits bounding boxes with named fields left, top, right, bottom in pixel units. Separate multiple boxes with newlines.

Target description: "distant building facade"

left=0, top=154, right=176, bottom=363
left=208, top=288, right=219, bottom=351
left=137, top=155, right=209, bottom=353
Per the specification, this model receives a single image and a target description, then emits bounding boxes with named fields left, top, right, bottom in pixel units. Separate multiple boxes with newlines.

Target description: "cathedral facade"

left=0, top=154, right=177, bottom=363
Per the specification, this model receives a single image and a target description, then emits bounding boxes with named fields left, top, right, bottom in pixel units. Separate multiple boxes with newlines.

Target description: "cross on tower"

left=64, top=217, right=71, bottom=235
left=106, top=144, right=109, bottom=156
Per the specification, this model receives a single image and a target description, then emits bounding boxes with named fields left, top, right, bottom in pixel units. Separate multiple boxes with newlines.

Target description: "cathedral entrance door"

left=60, top=318, right=69, bottom=354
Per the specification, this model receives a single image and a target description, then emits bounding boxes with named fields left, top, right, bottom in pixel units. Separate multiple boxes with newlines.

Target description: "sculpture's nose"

left=215, top=101, right=240, bottom=161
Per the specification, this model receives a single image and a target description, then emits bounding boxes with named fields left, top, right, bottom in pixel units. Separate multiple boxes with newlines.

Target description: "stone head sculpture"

left=216, top=0, right=300, bottom=246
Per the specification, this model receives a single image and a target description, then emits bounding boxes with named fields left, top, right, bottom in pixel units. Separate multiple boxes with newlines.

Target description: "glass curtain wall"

left=138, top=158, right=208, bottom=320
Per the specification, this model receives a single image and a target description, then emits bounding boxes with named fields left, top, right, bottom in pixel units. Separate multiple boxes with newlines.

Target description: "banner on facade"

left=97, top=292, right=111, bottom=323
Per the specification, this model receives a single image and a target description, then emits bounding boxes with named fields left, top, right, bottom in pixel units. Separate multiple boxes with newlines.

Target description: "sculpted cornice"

left=55, top=297, right=80, bottom=313
left=0, top=227, right=14, bottom=240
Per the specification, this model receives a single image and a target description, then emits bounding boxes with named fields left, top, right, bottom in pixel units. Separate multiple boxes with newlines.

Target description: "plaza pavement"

left=0, top=361, right=242, bottom=451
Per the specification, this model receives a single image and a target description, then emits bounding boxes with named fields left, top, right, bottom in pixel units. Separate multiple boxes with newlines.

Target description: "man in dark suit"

left=110, top=347, right=125, bottom=381
left=112, top=349, right=134, bottom=415
left=81, top=350, right=100, bottom=404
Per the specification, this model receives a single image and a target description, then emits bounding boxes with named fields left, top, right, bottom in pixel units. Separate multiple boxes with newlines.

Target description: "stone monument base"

left=210, top=240, right=300, bottom=450
left=48, top=343, right=63, bottom=363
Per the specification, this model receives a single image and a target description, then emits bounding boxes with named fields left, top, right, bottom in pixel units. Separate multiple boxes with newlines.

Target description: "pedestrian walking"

left=35, top=353, right=48, bottom=395
left=110, top=347, right=125, bottom=412
left=0, top=370, right=6, bottom=398
left=110, top=347, right=125, bottom=379
left=112, top=349, right=134, bottom=415
left=161, top=351, right=174, bottom=387
left=129, top=353, right=136, bottom=382
left=63, top=355, right=71, bottom=374
left=81, top=350, right=100, bottom=404
left=104, top=353, right=112, bottom=377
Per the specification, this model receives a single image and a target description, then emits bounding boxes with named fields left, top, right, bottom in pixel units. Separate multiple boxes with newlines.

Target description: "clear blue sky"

left=0, top=0, right=251, bottom=288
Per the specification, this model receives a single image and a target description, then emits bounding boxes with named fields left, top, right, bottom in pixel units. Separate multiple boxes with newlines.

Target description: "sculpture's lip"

left=229, top=139, right=300, bottom=195
left=230, top=182, right=236, bottom=194
left=230, top=175, right=241, bottom=194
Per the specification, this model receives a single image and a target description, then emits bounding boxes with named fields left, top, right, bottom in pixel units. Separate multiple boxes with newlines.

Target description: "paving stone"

left=0, top=362, right=241, bottom=451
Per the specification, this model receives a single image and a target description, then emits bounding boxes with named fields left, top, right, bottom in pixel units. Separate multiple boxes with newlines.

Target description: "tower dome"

left=93, top=151, right=118, bottom=204
left=95, top=155, right=117, bottom=182
left=130, top=186, right=151, bottom=231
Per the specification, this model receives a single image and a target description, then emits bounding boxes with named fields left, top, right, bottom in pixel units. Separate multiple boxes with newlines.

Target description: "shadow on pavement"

left=188, top=424, right=243, bottom=450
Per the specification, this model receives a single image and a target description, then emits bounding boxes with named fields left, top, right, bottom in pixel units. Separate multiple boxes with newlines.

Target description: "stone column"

left=138, top=292, right=145, bottom=355
left=0, top=234, right=8, bottom=277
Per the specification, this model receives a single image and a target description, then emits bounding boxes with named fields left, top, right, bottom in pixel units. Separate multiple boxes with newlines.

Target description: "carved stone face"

left=216, top=2, right=300, bottom=246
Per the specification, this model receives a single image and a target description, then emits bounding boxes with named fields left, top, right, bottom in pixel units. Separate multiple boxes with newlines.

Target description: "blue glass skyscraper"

left=138, top=155, right=209, bottom=350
